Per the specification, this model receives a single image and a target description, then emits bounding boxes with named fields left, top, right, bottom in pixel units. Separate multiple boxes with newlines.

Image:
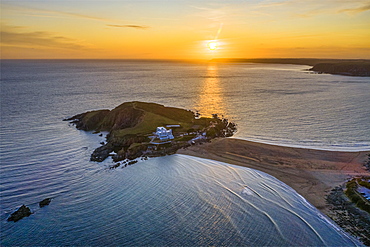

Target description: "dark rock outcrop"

left=91, top=134, right=150, bottom=162
left=39, top=198, right=52, bottom=208
left=91, top=144, right=112, bottom=162
left=7, top=205, right=32, bottom=222
left=309, top=62, right=370, bottom=77
left=109, top=163, right=121, bottom=169
left=112, top=148, right=126, bottom=162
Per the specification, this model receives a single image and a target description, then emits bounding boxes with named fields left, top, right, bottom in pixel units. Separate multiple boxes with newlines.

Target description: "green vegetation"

left=134, top=101, right=194, bottom=123
left=113, top=111, right=193, bottom=137
left=358, top=180, right=370, bottom=190
left=345, top=177, right=370, bottom=213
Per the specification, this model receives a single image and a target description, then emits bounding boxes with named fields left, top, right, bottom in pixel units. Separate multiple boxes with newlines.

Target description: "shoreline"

left=211, top=58, right=370, bottom=77
left=177, top=138, right=369, bottom=215
left=231, top=137, right=370, bottom=152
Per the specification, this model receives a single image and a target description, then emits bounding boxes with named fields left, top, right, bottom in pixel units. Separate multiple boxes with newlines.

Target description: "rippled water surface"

left=1, top=154, right=361, bottom=246
left=2, top=60, right=369, bottom=150
left=1, top=60, right=368, bottom=246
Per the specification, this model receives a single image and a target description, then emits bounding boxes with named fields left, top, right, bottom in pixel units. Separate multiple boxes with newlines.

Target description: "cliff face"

left=66, top=101, right=237, bottom=163
left=310, top=62, right=370, bottom=77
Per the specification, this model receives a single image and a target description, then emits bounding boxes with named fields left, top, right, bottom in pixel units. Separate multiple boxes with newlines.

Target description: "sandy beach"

left=178, top=138, right=369, bottom=215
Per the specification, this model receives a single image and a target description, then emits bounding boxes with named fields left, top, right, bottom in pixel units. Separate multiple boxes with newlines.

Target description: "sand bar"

left=177, top=138, right=369, bottom=214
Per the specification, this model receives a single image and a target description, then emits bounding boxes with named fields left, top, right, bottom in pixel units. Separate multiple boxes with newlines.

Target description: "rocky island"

left=65, top=101, right=236, bottom=164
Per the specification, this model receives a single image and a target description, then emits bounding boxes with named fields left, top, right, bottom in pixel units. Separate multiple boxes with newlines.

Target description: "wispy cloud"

left=2, top=3, right=113, bottom=22
left=1, top=24, right=90, bottom=50
left=34, top=9, right=110, bottom=22
left=255, top=1, right=290, bottom=8
left=106, top=24, right=149, bottom=29
left=294, top=8, right=327, bottom=18
left=3, top=4, right=151, bottom=32
left=233, top=0, right=370, bottom=17
left=190, top=5, right=228, bottom=22
left=339, top=3, right=370, bottom=14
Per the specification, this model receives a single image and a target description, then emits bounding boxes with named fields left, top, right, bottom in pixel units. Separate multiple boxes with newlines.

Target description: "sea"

left=1, top=59, right=369, bottom=246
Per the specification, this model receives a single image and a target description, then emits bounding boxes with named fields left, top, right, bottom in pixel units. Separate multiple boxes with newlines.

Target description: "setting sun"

left=208, top=41, right=218, bottom=51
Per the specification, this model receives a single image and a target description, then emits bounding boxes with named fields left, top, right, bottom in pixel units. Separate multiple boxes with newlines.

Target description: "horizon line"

left=2, top=57, right=369, bottom=61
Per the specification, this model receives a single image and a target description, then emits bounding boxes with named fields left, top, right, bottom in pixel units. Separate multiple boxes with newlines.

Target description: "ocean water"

left=1, top=60, right=369, bottom=246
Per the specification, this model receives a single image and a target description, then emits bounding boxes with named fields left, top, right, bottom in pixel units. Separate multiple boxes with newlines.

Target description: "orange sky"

left=1, top=0, right=370, bottom=59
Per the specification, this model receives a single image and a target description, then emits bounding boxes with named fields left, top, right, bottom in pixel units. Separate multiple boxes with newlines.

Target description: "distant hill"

left=309, top=62, right=370, bottom=77
left=211, top=58, right=370, bottom=76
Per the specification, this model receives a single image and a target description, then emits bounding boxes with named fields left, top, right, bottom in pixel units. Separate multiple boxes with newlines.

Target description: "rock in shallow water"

left=39, top=198, right=52, bottom=208
left=90, top=145, right=112, bottom=162
left=7, top=205, right=32, bottom=222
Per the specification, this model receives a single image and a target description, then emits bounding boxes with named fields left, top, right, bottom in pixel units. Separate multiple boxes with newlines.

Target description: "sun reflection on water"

left=196, top=63, right=226, bottom=118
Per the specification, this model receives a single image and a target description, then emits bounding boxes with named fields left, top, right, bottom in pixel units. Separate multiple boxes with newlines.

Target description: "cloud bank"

left=339, top=3, right=370, bottom=14
left=1, top=24, right=89, bottom=50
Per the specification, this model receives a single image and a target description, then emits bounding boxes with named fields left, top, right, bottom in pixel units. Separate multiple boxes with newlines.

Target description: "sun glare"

left=208, top=41, right=218, bottom=51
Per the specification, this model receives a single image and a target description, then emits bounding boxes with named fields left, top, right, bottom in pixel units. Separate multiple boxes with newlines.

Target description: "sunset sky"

left=1, top=0, right=370, bottom=59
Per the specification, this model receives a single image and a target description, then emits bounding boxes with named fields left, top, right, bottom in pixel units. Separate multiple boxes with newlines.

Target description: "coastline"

left=177, top=138, right=369, bottom=215
left=232, top=136, right=370, bottom=152
left=211, top=58, right=370, bottom=77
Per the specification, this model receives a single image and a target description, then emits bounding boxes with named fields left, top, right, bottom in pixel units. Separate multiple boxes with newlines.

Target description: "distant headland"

left=211, top=58, right=370, bottom=77
left=65, top=101, right=236, bottom=166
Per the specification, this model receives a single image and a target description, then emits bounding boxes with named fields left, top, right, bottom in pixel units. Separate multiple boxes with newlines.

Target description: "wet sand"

left=177, top=138, right=369, bottom=215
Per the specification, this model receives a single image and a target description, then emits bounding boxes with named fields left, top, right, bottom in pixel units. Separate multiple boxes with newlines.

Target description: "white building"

left=155, top=127, right=174, bottom=141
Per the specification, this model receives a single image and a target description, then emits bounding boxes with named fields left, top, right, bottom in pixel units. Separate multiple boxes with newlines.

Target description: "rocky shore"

left=65, top=101, right=237, bottom=163
left=326, top=186, right=370, bottom=245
